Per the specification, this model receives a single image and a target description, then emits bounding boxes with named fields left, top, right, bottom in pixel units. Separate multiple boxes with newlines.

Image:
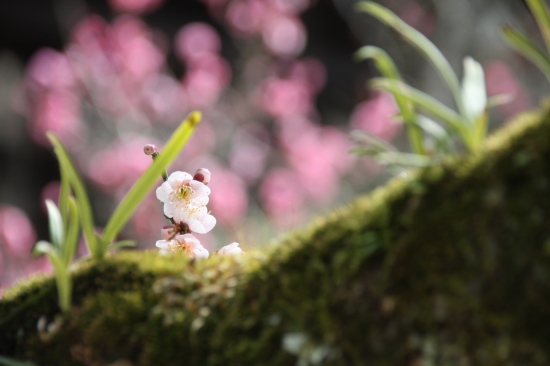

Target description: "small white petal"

left=155, top=240, right=170, bottom=249
left=168, top=171, right=193, bottom=182
left=163, top=201, right=174, bottom=218
left=156, top=182, right=172, bottom=202
left=189, top=181, right=211, bottom=196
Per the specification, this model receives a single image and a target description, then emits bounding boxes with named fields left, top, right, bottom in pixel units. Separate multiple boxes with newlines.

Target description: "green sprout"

left=502, top=0, right=550, bottom=83
left=353, top=2, right=509, bottom=171
left=33, top=111, right=201, bottom=311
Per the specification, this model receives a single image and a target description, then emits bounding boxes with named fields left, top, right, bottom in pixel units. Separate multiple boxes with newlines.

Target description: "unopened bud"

left=193, top=168, right=211, bottom=185
left=161, top=225, right=176, bottom=240
left=144, top=144, right=158, bottom=156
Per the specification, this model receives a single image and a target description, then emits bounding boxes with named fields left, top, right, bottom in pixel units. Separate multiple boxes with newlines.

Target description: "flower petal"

left=168, top=171, right=193, bottom=182
left=156, top=182, right=173, bottom=202
left=163, top=201, right=174, bottom=218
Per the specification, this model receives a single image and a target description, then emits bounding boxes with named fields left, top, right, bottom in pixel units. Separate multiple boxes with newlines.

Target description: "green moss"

left=3, top=107, right=550, bottom=364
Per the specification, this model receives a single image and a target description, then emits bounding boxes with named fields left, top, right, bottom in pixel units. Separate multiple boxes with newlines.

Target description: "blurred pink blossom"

left=187, top=53, right=232, bottom=89
left=398, top=1, right=435, bottom=37
left=30, top=91, right=84, bottom=148
left=174, top=22, right=221, bottom=62
left=350, top=91, right=402, bottom=141
left=208, top=168, right=248, bottom=227
left=112, top=17, right=165, bottom=81
left=282, top=122, right=353, bottom=204
left=0, top=206, right=37, bottom=258
left=40, top=181, right=62, bottom=214
left=87, top=137, right=155, bottom=195
left=259, top=77, right=311, bottom=118
left=132, top=193, right=165, bottom=239
left=259, top=168, right=305, bottom=227
left=484, top=60, right=531, bottom=117
left=289, top=58, right=327, bottom=95
left=141, top=74, right=188, bottom=124
left=71, top=15, right=112, bottom=56
left=183, top=70, right=225, bottom=108
left=268, top=0, right=310, bottom=15
left=229, top=132, right=270, bottom=183
left=26, top=48, right=77, bottom=92
left=226, top=0, right=267, bottom=37
left=108, top=0, right=165, bottom=14
left=262, top=16, right=306, bottom=57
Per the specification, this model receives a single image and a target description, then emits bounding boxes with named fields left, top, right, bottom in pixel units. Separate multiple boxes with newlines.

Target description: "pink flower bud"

left=161, top=225, right=176, bottom=240
left=193, top=168, right=211, bottom=185
left=144, top=144, right=158, bottom=156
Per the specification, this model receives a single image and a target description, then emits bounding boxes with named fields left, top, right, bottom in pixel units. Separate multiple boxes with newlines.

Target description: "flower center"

left=173, top=184, right=193, bottom=202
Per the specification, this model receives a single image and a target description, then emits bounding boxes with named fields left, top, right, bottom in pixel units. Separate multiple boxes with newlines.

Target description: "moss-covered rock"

left=3, top=106, right=550, bottom=365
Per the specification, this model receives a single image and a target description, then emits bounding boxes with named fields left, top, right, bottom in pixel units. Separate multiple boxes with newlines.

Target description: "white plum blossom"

left=215, top=242, right=244, bottom=256
left=156, top=171, right=211, bottom=218
left=173, top=205, right=216, bottom=234
left=155, top=233, right=209, bottom=259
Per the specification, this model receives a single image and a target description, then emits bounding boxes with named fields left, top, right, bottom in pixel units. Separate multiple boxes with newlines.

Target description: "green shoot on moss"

left=354, top=2, right=507, bottom=171
left=33, top=197, right=80, bottom=312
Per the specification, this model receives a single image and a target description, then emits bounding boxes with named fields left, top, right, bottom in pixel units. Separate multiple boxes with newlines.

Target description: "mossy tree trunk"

left=2, top=107, right=550, bottom=365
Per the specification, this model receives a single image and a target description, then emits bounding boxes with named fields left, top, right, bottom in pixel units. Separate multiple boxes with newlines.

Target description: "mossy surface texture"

left=3, top=107, right=550, bottom=365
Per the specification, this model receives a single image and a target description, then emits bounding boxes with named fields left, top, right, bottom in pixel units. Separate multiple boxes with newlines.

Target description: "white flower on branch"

left=156, top=171, right=211, bottom=218
left=155, top=233, right=209, bottom=259
left=173, top=205, right=216, bottom=234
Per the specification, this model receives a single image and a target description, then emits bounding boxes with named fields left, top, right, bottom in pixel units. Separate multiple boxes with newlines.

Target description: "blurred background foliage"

left=0, top=0, right=546, bottom=289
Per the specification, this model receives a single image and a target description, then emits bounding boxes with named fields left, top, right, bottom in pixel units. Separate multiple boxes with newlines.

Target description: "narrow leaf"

left=33, top=241, right=71, bottom=311
left=357, top=1, right=465, bottom=116
left=526, top=0, right=550, bottom=54
left=369, top=77, right=472, bottom=148
left=108, top=240, right=136, bottom=252
left=47, top=133, right=99, bottom=259
left=350, top=130, right=398, bottom=155
left=375, top=151, right=432, bottom=168
left=63, top=197, right=80, bottom=266
left=0, top=356, right=38, bottom=366
left=45, top=200, right=64, bottom=250
left=355, top=45, right=425, bottom=154
left=101, top=111, right=202, bottom=247
left=58, top=160, right=70, bottom=230
left=487, top=94, right=513, bottom=108
left=502, top=26, right=550, bottom=83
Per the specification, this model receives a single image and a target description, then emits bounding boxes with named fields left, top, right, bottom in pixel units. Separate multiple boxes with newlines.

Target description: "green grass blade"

left=375, top=151, right=432, bottom=168
left=357, top=1, right=465, bottom=116
left=502, top=26, right=550, bottom=83
left=101, top=111, right=202, bottom=247
left=45, top=199, right=64, bottom=250
left=0, top=356, right=38, bottom=366
left=108, top=240, right=136, bottom=252
left=47, top=132, right=99, bottom=259
left=526, top=0, right=550, bottom=54
left=63, top=197, right=80, bottom=266
left=355, top=45, right=425, bottom=155
left=58, top=160, right=70, bottom=230
left=370, top=78, right=471, bottom=148
left=487, top=94, right=513, bottom=108
left=350, top=129, right=399, bottom=157
left=33, top=241, right=71, bottom=312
